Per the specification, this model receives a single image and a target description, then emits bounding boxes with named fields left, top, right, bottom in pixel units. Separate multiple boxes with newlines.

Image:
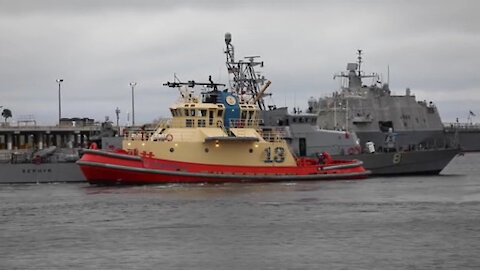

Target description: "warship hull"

left=260, top=110, right=459, bottom=175
left=334, top=148, right=459, bottom=175
left=0, top=163, right=86, bottom=184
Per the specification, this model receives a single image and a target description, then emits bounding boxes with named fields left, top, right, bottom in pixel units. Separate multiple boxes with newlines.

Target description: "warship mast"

left=333, top=49, right=379, bottom=94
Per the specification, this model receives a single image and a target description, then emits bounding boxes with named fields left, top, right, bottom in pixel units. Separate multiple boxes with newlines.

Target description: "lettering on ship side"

left=264, top=147, right=285, bottom=163
left=127, top=148, right=139, bottom=155
left=22, top=169, right=52, bottom=173
left=140, top=151, right=155, bottom=158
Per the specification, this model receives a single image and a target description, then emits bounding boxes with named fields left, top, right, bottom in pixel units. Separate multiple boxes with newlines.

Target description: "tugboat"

left=77, top=79, right=369, bottom=185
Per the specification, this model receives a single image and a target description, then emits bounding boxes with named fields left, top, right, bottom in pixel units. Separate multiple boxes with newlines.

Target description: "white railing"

left=0, top=124, right=101, bottom=131
left=444, top=122, right=480, bottom=131
left=229, top=118, right=263, bottom=128
left=260, top=129, right=287, bottom=142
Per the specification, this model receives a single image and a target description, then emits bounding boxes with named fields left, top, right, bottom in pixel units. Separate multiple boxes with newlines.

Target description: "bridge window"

left=209, top=110, right=214, bottom=126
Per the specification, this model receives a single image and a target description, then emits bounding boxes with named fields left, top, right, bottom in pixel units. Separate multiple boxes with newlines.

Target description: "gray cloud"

left=0, top=0, right=479, bottom=124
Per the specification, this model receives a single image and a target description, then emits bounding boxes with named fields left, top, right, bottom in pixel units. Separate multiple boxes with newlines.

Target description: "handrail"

left=229, top=118, right=263, bottom=128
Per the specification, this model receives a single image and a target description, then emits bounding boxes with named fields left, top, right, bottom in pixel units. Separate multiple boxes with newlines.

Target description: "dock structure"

left=0, top=118, right=101, bottom=150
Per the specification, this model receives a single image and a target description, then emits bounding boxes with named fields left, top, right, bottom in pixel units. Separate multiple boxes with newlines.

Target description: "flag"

left=470, top=110, right=476, bottom=117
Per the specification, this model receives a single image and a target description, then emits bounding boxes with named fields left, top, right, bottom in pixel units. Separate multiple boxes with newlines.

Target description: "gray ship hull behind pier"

left=444, top=123, right=480, bottom=152
left=0, top=119, right=110, bottom=184
left=0, top=162, right=85, bottom=184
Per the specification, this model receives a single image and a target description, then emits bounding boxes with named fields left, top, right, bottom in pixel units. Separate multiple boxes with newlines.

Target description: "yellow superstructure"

left=123, top=90, right=297, bottom=167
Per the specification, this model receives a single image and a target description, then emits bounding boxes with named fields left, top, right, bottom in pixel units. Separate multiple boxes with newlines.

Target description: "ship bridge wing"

left=204, top=128, right=261, bottom=142
left=229, top=128, right=262, bottom=139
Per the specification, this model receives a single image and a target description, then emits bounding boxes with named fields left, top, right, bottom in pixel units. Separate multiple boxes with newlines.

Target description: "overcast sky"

left=1, top=0, right=479, bottom=125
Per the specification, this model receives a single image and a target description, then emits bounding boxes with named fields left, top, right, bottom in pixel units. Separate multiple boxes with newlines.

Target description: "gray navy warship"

left=223, top=33, right=458, bottom=175
left=307, top=50, right=459, bottom=174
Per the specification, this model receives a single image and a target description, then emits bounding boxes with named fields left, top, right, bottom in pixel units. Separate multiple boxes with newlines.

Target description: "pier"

left=0, top=118, right=101, bottom=150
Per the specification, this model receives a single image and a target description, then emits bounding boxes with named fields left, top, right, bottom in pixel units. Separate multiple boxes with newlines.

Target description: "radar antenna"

left=333, top=49, right=380, bottom=92
left=164, top=76, right=225, bottom=91
left=357, top=49, right=363, bottom=76
left=164, top=76, right=226, bottom=103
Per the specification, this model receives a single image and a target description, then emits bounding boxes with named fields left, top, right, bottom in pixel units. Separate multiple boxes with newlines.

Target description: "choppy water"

left=1, top=154, right=480, bottom=270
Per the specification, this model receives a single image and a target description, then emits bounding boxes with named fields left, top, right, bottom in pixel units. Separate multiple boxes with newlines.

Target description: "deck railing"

left=444, top=122, right=480, bottom=132
left=228, top=119, right=263, bottom=128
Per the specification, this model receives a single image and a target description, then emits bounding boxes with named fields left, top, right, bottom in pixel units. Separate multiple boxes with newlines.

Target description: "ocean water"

left=1, top=154, right=480, bottom=270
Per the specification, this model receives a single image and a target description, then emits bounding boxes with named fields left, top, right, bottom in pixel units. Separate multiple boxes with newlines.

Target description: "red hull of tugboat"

left=77, top=149, right=369, bottom=185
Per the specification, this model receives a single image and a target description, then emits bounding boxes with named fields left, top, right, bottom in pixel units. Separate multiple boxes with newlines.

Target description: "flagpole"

left=345, top=99, right=348, bottom=131
left=333, top=99, right=337, bottom=130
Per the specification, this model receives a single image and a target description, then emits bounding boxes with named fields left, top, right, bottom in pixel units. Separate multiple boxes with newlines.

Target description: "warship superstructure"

left=310, top=50, right=451, bottom=151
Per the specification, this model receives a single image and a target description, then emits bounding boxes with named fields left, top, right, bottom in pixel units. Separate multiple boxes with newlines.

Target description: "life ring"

left=166, top=134, right=173, bottom=142
left=347, top=147, right=355, bottom=155
left=216, top=120, right=223, bottom=127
